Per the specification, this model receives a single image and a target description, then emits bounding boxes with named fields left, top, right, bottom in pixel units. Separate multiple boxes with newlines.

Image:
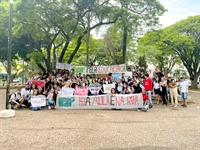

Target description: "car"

left=13, top=78, right=20, bottom=83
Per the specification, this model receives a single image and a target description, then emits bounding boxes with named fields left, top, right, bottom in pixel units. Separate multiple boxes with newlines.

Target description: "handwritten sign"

left=56, top=63, right=73, bottom=70
left=75, top=86, right=88, bottom=96
left=89, top=83, right=102, bottom=94
left=103, top=84, right=115, bottom=93
left=124, top=72, right=133, bottom=81
left=75, top=64, right=126, bottom=74
left=112, top=74, right=121, bottom=81
left=61, top=87, right=75, bottom=96
left=56, top=94, right=143, bottom=109
left=31, top=96, right=46, bottom=107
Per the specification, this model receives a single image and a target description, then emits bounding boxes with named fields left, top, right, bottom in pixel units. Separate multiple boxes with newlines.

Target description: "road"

left=0, top=89, right=200, bottom=150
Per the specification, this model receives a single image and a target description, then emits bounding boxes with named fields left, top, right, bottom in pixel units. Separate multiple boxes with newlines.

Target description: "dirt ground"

left=0, top=89, right=200, bottom=150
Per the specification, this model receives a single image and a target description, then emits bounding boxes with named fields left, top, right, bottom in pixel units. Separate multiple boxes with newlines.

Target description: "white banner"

left=103, top=84, right=115, bottom=94
left=124, top=72, right=133, bottom=81
left=56, top=94, right=143, bottom=109
left=56, top=63, right=73, bottom=70
left=61, top=87, right=75, bottom=96
left=31, top=96, right=46, bottom=107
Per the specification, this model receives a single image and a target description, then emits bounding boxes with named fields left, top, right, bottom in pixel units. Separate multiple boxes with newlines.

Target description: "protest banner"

left=103, top=84, right=115, bottom=93
left=56, top=63, right=65, bottom=70
left=75, top=86, right=88, bottom=96
left=75, top=64, right=126, bottom=74
left=89, top=83, right=102, bottom=94
left=124, top=72, right=133, bottom=81
left=56, top=93, right=143, bottom=109
left=61, top=87, right=75, bottom=96
left=31, top=96, right=46, bottom=107
left=56, top=63, right=73, bottom=70
left=31, top=80, right=45, bottom=88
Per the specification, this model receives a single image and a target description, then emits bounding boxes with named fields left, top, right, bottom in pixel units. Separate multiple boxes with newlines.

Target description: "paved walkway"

left=0, top=89, right=200, bottom=150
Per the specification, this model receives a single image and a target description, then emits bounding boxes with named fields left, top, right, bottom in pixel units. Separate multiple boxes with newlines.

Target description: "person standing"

left=179, top=77, right=189, bottom=107
left=167, top=77, right=178, bottom=107
left=160, top=77, right=168, bottom=105
left=144, top=73, right=153, bottom=108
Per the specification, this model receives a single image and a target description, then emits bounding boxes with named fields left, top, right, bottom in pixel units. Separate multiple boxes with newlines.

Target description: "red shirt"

left=144, top=77, right=153, bottom=91
left=142, top=93, right=148, bottom=101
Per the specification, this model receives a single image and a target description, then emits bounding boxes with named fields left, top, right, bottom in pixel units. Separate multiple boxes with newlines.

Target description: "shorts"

left=154, top=89, right=160, bottom=95
left=9, top=100, right=20, bottom=106
left=181, top=92, right=188, bottom=100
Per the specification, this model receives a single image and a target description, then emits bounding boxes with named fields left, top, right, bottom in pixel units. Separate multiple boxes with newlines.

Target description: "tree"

left=137, top=44, right=181, bottom=74
left=138, top=55, right=147, bottom=72
left=115, top=0, right=166, bottom=63
left=139, top=15, right=200, bottom=89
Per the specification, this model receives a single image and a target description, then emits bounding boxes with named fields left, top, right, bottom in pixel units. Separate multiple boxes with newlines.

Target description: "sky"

left=92, top=0, right=200, bottom=38
left=159, top=0, right=200, bottom=28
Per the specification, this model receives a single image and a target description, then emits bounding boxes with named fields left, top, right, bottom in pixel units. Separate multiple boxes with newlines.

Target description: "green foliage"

left=138, top=15, right=200, bottom=88
left=138, top=55, right=147, bottom=72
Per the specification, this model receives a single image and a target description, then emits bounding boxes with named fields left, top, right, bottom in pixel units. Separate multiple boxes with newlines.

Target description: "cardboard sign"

left=89, top=83, right=102, bottom=94
left=61, top=87, right=75, bottom=96
left=56, top=63, right=73, bottom=70
left=112, top=74, right=121, bottom=81
left=56, top=94, right=143, bottom=109
left=75, top=86, right=89, bottom=96
left=31, top=96, right=46, bottom=107
left=103, top=84, right=116, bottom=93
left=124, top=72, right=133, bottom=81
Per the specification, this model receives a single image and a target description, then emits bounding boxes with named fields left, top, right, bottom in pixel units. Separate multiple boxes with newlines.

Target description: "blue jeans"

left=30, top=106, right=41, bottom=111
left=48, top=100, right=54, bottom=106
left=146, top=90, right=152, bottom=106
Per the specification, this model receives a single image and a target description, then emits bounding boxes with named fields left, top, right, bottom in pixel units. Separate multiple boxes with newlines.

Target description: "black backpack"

left=9, top=93, right=21, bottom=99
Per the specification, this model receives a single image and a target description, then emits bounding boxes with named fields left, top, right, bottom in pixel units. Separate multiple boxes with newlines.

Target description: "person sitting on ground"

left=47, top=88, right=55, bottom=109
left=21, top=84, right=31, bottom=107
left=29, top=90, right=42, bottom=111
left=9, top=88, right=23, bottom=109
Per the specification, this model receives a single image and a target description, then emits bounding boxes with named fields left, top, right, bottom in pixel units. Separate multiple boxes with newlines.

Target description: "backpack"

left=9, top=93, right=21, bottom=100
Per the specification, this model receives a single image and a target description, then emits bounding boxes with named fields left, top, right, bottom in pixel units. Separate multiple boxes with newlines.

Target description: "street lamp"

left=6, top=0, right=13, bottom=109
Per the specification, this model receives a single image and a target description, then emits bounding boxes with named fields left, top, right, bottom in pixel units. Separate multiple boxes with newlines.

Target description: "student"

left=160, top=77, right=168, bottom=105
left=153, top=77, right=161, bottom=104
left=179, top=77, right=189, bottom=107
left=144, top=73, right=153, bottom=108
left=167, top=77, right=178, bottom=107
left=21, top=84, right=31, bottom=107
left=47, top=88, right=55, bottom=109
left=138, top=89, right=149, bottom=112
left=9, top=88, right=23, bottom=109
left=29, top=90, right=42, bottom=111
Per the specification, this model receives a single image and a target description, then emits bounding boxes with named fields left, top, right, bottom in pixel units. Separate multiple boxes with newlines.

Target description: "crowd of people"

left=9, top=68, right=189, bottom=111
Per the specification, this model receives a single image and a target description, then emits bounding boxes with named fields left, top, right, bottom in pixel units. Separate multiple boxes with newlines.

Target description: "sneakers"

left=182, top=104, right=187, bottom=107
left=137, top=109, right=141, bottom=112
left=48, top=106, right=51, bottom=110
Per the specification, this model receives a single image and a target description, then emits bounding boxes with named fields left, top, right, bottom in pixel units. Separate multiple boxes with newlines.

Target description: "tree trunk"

left=68, top=35, right=84, bottom=64
left=122, top=26, right=127, bottom=64
left=53, top=47, right=56, bottom=70
left=59, top=41, right=69, bottom=63
left=190, top=73, right=199, bottom=89
left=47, top=48, right=51, bottom=71
left=36, top=63, right=46, bottom=73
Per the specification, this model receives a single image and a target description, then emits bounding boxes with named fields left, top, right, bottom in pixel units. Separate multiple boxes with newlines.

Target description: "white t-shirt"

left=9, top=92, right=21, bottom=102
left=149, top=72, right=154, bottom=78
left=179, top=81, right=188, bottom=93
left=154, top=82, right=160, bottom=89
left=21, top=88, right=30, bottom=98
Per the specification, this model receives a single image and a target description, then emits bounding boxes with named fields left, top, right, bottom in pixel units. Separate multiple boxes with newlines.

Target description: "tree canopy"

left=138, top=15, right=200, bottom=88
